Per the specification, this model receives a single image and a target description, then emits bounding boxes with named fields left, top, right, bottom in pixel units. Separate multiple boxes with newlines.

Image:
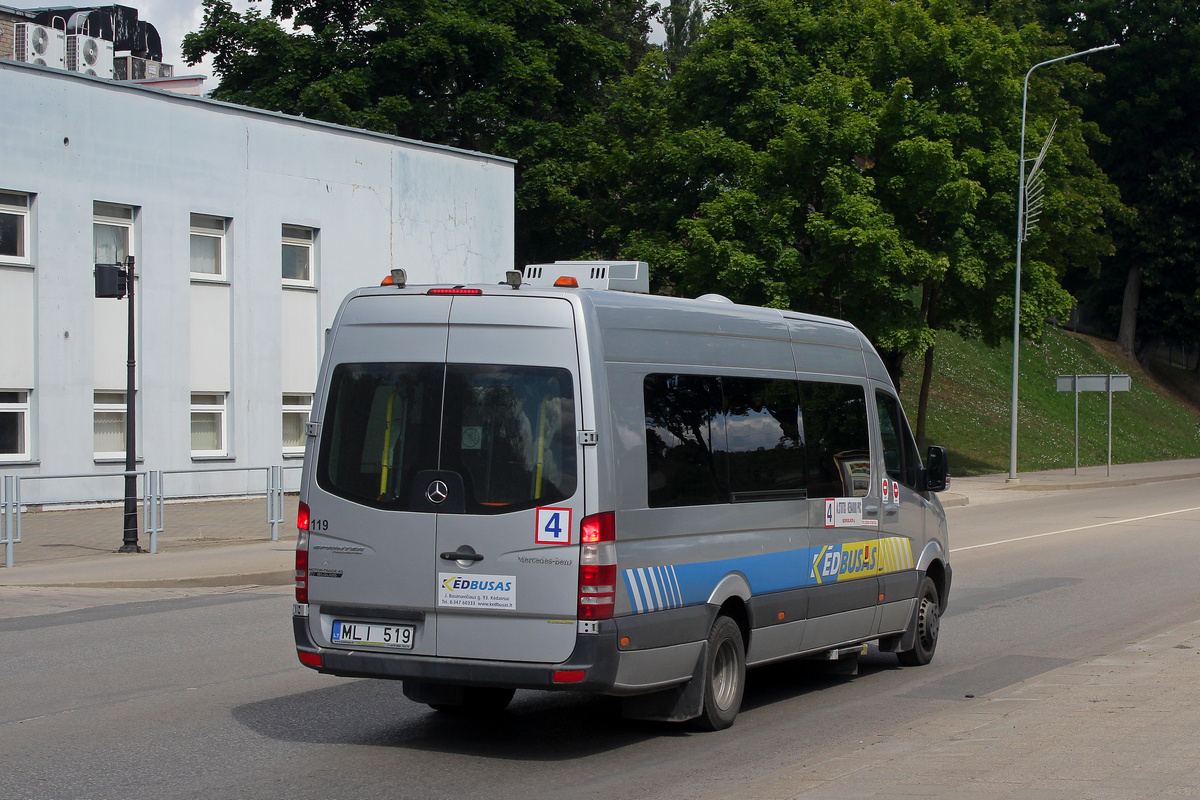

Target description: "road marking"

left=951, top=506, right=1200, bottom=553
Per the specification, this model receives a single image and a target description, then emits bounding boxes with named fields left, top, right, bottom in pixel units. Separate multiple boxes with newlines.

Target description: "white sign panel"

left=824, top=497, right=864, bottom=528
left=535, top=506, right=572, bottom=545
left=438, top=573, right=516, bottom=610
left=1056, top=374, right=1131, bottom=392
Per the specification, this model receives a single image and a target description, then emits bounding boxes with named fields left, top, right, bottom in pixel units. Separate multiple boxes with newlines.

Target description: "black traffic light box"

left=94, top=263, right=127, bottom=298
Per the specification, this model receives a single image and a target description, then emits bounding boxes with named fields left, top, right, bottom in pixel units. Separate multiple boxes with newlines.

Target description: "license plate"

left=331, top=620, right=414, bottom=649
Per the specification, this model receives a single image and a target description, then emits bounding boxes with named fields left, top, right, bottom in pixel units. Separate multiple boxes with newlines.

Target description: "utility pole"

left=1008, top=43, right=1120, bottom=482
left=118, top=254, right=140, bottom=552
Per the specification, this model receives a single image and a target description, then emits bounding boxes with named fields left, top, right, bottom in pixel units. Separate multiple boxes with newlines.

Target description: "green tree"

left=1033, top=0, right=1200, bottom=360
left=663, top=0, right=705, bottom=72
left=601, top=0, right=1122, bottom=447
left=183, top=0, right=656, bottom=265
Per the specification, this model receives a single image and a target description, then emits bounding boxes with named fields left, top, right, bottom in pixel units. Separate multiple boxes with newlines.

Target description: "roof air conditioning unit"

left=14, top=23, right=67, bottom=70
left=113, top=54, right=174, bottom=81
left=66, top=34, right=115, bottom=78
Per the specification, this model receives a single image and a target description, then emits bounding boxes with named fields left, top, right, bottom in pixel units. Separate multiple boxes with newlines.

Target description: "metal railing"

left=0, top=465, right=301, bottom=567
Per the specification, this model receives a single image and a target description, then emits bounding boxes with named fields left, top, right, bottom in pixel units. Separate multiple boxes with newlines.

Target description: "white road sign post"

left=1055, top=374, right=1132, bottom=476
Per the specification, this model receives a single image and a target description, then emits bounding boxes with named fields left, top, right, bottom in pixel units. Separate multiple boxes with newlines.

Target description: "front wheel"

left=897, top=576, right=941, bottom=666
left=694, top=615, right=746, bottom=731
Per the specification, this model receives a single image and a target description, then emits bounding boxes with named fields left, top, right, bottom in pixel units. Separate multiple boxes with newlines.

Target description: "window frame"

left=874, top=389, right=922, bottom=489
left=189, top=213, right=228, bottom=281
left=93, top=390, right=128, bottom=461
left=644, top=373, right=874, bottom=509
left=0, top=390, right=31, bottom=462
left=0, top=191, right=31, bottom=266
left=190, top=392, right=229, bottom=459
left=93, top=201, right=135, bottom=268
left=281, top=224, right=316, bottom=287
left=282, top=393, right=312, bottom=456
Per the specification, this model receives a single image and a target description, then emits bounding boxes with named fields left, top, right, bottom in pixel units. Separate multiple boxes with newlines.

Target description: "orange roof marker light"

left=554, top=275, right=579, bottom=288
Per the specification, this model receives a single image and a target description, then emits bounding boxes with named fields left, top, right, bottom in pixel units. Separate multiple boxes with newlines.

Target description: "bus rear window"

left=317, top=363, right=443, bottom=510
left=317, top=362, right=576, bottom=513
left=441, top=365, right=577, bottom=514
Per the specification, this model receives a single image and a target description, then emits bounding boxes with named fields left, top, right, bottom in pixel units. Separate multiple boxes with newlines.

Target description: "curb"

left=994, top=471, right=1200, bottom=492
left=940, top=492, right=968, bottom=508
left=0, top=570, right=294, bottom=590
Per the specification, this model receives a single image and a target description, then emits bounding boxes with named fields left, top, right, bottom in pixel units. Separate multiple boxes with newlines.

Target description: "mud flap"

left=878, top=598, right=921, bottom=654
left=620, top=642, right=708, bottom=723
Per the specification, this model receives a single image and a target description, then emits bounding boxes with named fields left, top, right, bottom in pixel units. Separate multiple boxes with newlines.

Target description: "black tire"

left=897, top=576, right=941, bottom=667
left=694, top=615, right=746, bottom=731
left=430, top=686, right=516, bottom=715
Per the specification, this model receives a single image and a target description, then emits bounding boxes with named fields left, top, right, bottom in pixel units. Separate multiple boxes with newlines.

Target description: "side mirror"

left=924, top=446, right=949, bottom=492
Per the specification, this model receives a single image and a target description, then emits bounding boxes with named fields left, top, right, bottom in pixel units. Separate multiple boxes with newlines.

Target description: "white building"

left=0, top=60, right=515, bottom=502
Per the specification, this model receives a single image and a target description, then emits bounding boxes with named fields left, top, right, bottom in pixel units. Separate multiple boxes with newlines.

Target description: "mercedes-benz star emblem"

left=426, top=480, right=449, bottom=504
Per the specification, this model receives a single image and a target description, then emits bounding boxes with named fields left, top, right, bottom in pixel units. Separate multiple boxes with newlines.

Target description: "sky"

left=13, top=0, right=666, bottom=93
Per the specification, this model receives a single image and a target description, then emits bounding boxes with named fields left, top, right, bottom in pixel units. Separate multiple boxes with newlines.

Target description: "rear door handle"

left=864, top=505, right=879, bottom=517
left=440, top=548, right=484, bottom=563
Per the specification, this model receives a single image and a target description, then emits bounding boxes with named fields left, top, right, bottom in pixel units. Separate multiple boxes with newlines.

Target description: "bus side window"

left=874, top=390, right=921, bottom=488
left=799, top=381, right=871, bottom=498
left=644, top=374, right=727, bottom=507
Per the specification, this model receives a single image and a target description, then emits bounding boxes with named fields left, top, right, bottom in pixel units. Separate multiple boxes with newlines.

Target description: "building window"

left=282, top=224, right=315, bottom=285
left=0, top=191, right=30, bottom=265
left=282, top=393, right=312, bottom=455
left=191, top=393, right=227, bottom=457
left=94, top=201, right=133, bottom=266
left=0, top=391, right=31, bottom=461
left=94, top=391, right=127, bottom=459
left=190, top=214, right=227, bottom=279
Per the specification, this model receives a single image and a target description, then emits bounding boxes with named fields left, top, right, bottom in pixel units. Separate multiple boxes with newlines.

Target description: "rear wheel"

left=694, top=615, right=746, bottom=731
left=897, top=576, right=940, bottom=667
left=430, top=686, right=516, bottom=714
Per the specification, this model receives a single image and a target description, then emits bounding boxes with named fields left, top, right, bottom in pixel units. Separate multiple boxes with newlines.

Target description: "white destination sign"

left=824, top=497, right=864, bottom=528
left=437, top=573, right=517, bottom=610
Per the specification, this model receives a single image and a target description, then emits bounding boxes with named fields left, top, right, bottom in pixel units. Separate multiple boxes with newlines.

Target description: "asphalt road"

left=2, top=478, right=1197, bottom=800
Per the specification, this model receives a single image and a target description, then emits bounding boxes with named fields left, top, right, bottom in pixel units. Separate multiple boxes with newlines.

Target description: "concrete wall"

left=0, top=61, right=515, bottom=502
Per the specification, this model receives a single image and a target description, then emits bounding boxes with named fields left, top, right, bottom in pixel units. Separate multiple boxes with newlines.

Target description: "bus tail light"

left=296, top=502, right=310, bottom=603
left=578, top=511, right=616, bottom=620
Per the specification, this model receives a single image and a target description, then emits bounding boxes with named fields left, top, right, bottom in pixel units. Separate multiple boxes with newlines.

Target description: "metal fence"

left=0, top=465, right=302, bottom=568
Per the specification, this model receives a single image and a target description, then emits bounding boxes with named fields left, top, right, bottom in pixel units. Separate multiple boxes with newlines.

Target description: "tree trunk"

left=914, top=279, right=939, bottom=452
left=1116, top=263, right=1141, bottom=358
left=915, top=344, right=935, bottom=452
left=881, top=349, right=905, bottom=394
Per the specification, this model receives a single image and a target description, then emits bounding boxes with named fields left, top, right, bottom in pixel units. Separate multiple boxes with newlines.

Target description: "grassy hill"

left=900, top=328, right=1200, bottom=476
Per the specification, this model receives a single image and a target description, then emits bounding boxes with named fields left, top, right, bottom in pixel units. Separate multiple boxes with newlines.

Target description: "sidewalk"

left=706, top=618, right=1200, bottom=800
left=0, top=496, right=298, bottom=588
left=939, top=457, right=1200, bottom=508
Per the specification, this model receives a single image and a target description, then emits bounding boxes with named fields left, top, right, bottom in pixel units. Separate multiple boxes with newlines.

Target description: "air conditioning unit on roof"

left=113, top=53, right=174, bottom=81
left=15, top=23, right=66, bottom=70
left=522, top=260, right=650, bottom=293
left=66, top=34, right=114, bottom=78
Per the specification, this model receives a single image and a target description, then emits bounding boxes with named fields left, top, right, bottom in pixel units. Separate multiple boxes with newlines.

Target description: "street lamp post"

left=1008, top=43, right=1119, bottom=482
left=118, top=255, right=140, bottom=552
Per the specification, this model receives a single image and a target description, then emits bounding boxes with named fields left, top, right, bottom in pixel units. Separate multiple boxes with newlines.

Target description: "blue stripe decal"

left=649, top=567, right=664, bottom=609
left=654, top=566, right=672, bottom=610
left=620, top=539, right=917, bottom=615
left=669, top=565, right=683, bottom=607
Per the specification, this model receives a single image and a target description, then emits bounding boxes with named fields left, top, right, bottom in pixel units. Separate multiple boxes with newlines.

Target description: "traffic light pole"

left=117, top=255, right=141, bottom=553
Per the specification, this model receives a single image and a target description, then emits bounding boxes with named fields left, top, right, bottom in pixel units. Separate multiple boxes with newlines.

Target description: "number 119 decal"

left=535, top=507, right=573, bottom=545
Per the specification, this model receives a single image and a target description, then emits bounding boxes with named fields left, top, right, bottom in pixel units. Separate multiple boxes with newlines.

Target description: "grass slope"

left=900, top=328, right=1200, bottom=476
